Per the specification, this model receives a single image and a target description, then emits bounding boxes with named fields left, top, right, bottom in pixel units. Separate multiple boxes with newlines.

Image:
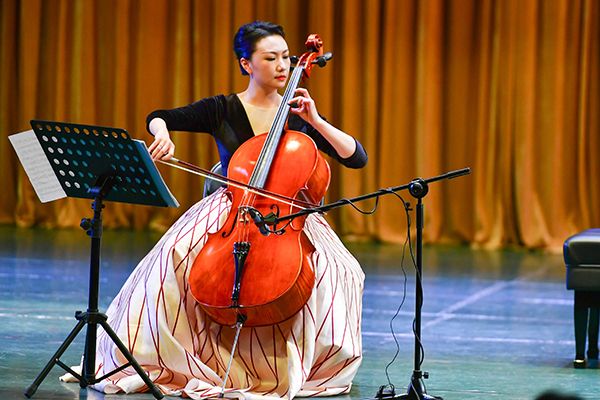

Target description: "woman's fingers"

left=288, top=88, right=318, bottom=123
left=149, top=138, right=174, bottom=161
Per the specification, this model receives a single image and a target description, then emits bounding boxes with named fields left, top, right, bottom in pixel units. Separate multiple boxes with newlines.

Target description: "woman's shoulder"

left=202, top=93, right=242, bottom=110
left=186, top=94, right=242, bottom=117
left=193, top=93, right=229, bottom=107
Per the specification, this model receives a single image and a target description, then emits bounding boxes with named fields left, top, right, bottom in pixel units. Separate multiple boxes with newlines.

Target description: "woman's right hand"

left=148, top=118, right=175, bottom=161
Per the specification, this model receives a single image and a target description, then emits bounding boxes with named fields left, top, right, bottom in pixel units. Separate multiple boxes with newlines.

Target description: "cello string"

left=241, top=190, right=257, bottom=243
left=240, top=64, right=306, bottom=241
left=249, top=63, right=304, bottom=188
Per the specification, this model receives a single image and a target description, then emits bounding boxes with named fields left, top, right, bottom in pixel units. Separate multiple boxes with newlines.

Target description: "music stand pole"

left=25, top=175, right=164, bottom=399
left=82, top=183, right=107, bottom=385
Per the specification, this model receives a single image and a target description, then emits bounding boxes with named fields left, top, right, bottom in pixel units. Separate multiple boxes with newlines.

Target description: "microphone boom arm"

left=263, top=168, right=471, bottom=226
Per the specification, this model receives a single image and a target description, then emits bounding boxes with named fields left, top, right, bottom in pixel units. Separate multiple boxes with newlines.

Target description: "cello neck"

left=247, top=63, right=305, bottom=190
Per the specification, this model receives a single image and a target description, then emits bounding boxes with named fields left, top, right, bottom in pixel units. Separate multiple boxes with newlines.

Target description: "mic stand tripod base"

left=367, top=371, right=442, bottom=400
left=394, top=371, right=442, bottom=400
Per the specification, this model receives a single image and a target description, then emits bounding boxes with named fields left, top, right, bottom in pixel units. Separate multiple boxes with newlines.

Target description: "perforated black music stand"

left=14, top=120, right=179, bottom=399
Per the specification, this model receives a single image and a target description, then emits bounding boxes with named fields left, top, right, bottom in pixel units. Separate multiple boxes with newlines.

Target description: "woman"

left=92, top=21, right=368, bottom=399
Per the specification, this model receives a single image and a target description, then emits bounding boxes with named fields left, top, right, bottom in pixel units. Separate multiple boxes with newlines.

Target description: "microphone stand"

left=263, top=168, right=471, bottom=400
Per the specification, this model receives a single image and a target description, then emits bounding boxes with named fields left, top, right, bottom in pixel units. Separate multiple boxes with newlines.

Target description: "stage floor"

left=0, top=225, right=594, bottom=400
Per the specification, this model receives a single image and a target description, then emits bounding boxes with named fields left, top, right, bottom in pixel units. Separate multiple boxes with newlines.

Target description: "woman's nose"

left=277, top=58, right=286, bottom=70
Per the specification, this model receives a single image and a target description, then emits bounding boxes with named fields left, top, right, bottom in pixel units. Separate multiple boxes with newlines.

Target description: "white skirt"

left=90, top=189, right=364, bottom=399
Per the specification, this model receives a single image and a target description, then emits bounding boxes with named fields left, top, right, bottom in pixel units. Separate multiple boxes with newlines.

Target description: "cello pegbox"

left=297, top=34, right=326, bottom=81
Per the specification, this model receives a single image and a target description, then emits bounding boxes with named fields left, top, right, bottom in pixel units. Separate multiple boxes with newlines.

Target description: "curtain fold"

left=2, top=0, right=598, bottom=251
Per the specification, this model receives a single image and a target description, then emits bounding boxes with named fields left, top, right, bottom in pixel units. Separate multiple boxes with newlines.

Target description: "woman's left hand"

left=288, top=87, right=357, bottom=159
left=288, top=88, right=320, bottom=125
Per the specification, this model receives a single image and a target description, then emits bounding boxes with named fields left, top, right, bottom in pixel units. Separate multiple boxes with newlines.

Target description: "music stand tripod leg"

left=98, top=319, right=165, bottom=399
left=24, top=318, right=88, bottom=398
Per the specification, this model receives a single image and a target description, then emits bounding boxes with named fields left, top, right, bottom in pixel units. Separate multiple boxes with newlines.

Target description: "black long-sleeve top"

left=146, top=94, right=368, bottom=175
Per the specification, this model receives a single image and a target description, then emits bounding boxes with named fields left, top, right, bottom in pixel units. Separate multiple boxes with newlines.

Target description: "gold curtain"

left=1, top=0, right=598, bottom=251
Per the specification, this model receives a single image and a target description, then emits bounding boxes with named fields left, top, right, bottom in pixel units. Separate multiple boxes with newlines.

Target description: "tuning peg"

left=312, top=52, right=333, bottom=67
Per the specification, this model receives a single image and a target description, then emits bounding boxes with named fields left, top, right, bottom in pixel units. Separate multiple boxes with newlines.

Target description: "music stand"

left=10, top=120, right=179, bottom=399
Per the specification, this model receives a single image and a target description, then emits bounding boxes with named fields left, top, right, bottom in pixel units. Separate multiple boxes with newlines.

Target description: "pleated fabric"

left=91, top=188, right=364, bottom=399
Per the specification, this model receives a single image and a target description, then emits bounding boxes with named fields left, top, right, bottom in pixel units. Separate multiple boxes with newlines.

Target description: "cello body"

left=188, top=130, right=330, bottom=326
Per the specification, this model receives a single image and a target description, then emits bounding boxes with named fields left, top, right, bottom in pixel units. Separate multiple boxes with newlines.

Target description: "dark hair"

left=233, top=21, right=286, bottom=75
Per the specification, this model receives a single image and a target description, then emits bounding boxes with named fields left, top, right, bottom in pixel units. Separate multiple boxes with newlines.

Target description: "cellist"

left=92, top=21, right=368, bottom=399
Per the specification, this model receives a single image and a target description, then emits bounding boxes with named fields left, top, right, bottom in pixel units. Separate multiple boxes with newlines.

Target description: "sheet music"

left=9, top=130, right=67, bottom=203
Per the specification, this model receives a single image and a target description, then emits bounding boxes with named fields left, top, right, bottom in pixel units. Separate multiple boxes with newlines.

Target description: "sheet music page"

left=9, top=130, right=66, bottom=203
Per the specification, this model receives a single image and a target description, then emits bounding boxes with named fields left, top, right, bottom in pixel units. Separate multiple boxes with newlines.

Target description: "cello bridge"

left=238, top=206, right=251, bottom=224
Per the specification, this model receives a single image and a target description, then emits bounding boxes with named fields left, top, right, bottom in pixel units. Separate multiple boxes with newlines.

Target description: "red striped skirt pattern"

left=92, top=189, right=364, bottom=399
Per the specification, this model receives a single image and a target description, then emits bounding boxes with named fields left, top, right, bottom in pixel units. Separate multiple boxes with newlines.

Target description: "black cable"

left=377, top=192, right=415, bottom=395
left=386, top=190, right=426, bottom=370
left=253, top=192, right=382, bottom=236
left=331, top=193, right=382, bottom=215
left=382, top=218, right=409, bottom=390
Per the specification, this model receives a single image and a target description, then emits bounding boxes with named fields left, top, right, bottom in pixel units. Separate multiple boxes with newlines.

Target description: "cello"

left=188, top=35, right=332, bottom=327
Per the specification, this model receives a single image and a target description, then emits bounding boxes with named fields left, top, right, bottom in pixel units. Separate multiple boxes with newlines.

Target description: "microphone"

left=247, top=208, right=270, bottom=236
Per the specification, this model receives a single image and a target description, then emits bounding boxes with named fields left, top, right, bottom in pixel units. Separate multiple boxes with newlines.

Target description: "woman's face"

left=242, top=35, right=290, bottom=91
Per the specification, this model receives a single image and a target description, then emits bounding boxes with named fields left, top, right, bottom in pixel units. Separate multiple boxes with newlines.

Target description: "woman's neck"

left=238, top=84, right=281, bottom=109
